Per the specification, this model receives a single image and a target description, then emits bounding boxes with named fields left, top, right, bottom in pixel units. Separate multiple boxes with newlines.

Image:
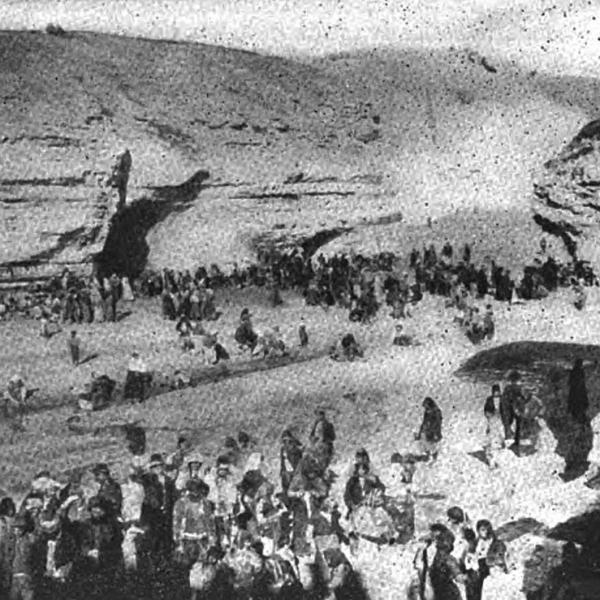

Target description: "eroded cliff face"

left=0, top=151, right=132, bottom=283
left=533, top=120, right=600, bottom=267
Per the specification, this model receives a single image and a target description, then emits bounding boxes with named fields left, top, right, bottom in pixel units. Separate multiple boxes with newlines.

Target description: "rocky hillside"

left=533, top=119, right=600, bottom=269
left=0, top=29, right=596, bottom=280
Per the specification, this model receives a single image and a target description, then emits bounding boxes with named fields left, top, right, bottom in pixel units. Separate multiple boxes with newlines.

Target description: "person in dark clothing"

left=78, top=496, right=123, bottom=600
left=108, top=273, right=121, bottom=322
left=442, top=242, right=453, bottom=262
left=343, top=463, right=386, bottom=516
left=280, top=430, right=303, bottom=494
left=416, top=397, right=443, bottom=463
left=499, top=371, right=519, bottom=440
left=502, top=371, right=526, bottom=454
left=92, top=464, right=122, bottom=518
left=67, top=330, right=81, bottom=366
left=161, top=290, right=176, bottom=320
left=429, top=531, right=464, bottom=600
left=476, top=268, right=489, bottom=298
left=146, top=454, right=177, bottom=563
left=298, top=320, right=308, bottom=347
left=309, top=409, right=336, bottom=469
left=10, top=513, right=37, bottom=600
left=568, top=358, right=589, bottom=424
left=310, top=410, right=336, bottom=451
left=462, top=244, right=472, bottom=265
left=234, top=308, right=258, bottom=351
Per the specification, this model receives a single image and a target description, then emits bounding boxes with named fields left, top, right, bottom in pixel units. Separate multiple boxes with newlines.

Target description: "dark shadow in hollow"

left=456, top=341, right=597, bottom=481
left=95, top=169, right=210, bottom=280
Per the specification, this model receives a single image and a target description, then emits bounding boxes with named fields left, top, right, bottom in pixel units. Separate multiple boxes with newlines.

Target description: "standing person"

left=280, top=430, right=303, bottom=495
left=92, top=463, right=122, bottom=518
left=108, top=273, right=121, bottom=322
left=172, top=480, right=216, bottom=569
left=67, top=330, right=81, bottom=366
left=9, top=513, right=37, bottom=600
left=415, top=398, right=443, bottom=464
left=79, top=496, right=123, bottom=600
left=446, top=507, right=472, bottom=565
left=298, top=319, right=308, bottom=347
left=0, top=498, right=16, bottom=598
left=121, top=276, right=134, bottom=302
left=206, top=456, right=240, bottom=547
left=5, top=374, right=28, bottom=434
left=124, top=352, right=150, bottom=404
left=310, top=409, right=336, bottom=467
left=429, top=530, right=466, bottom=600
left=147, top=454, right=177, bottom=563
left=475, top=520, right=506, bottom=596
left=500, top=371, right=522, bottom=442
left=483, top=385, right=505, bottom=469
left=568, top=358, right=589, bottom=424
left=573, top=278, right=587, bottom=311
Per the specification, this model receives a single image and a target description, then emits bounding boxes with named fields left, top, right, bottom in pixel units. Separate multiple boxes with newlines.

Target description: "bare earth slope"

left=1, top=30, right=597, bottom=279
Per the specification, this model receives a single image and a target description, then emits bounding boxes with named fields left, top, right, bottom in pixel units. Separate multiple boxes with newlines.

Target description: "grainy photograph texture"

left=0, top=1, right=599, bottom=599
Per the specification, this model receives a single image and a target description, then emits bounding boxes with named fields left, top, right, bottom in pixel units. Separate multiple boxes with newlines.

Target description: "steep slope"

left=0, top=30, right=597, bottom=279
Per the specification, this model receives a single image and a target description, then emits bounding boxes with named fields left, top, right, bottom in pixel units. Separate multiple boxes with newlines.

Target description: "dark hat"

left=447, top=506, right=466, bottom=524
left=508, top=370, right=521, bottom=381
left=149, top=453, right=165, bottom=468
left=92, top=463, right=110, bottom=476
left=390, top=452, right=403, bottom=464
left=186, top=479, right=210, bottom=497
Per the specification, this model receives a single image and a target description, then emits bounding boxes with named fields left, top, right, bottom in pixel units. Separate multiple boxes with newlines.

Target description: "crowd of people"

left=0, top=238, right=595, bottom=338
left=0, top=381, right=558, bottom=600
left=0, top=237, right=596, bottom=599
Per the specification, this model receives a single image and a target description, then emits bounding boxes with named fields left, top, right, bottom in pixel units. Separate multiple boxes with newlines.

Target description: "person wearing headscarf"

left=415, top=397, right=443, bottom=463
left=475, top=520, right=508, bottom=598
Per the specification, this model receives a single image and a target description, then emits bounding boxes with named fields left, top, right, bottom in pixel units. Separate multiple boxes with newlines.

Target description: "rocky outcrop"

left=0, top=151, right=132, bottom=284
left=533, top=119, right=600, bottom=267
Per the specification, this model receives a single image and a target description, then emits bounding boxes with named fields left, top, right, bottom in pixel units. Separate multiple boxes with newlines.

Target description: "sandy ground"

left=1, top=286, right=600, bottom=597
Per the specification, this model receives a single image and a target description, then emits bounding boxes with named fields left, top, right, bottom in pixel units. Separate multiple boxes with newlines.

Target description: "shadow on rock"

left=95, top=170, right=210, bottom=279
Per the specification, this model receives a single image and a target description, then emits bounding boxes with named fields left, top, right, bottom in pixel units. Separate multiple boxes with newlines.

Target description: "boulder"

left=533, top=119, right=600, bottom=268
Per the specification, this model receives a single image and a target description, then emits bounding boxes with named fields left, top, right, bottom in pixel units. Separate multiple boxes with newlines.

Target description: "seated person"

left=330, top=333, right=364, bottom=362
left=392, top=323, right=415, bottom=347
left=343, top=464, right=386, bottom=517
left=235, top=309, right=258, bottom=351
